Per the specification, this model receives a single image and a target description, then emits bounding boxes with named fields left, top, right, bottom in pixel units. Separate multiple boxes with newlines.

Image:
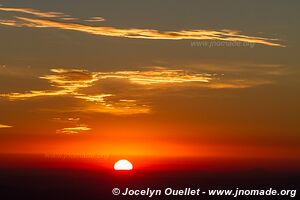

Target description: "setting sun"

left=114, top=159, right=133, bottom=171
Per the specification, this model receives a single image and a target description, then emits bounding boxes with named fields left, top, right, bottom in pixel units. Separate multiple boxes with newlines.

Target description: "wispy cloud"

left=0, top=67, right=211, bottom=114
left=0, top=66, right=277, bottom=114
left=0, top=67, right=213, bottom=100
left=95, top=69, right=212, bottom=85
left=41, top=68, right=98, bottom=92
left=61, top=17, right=79, bottom=21
left=75, top=94, right=113, bottom=102
left=53, top=117, right=80, bottom=123
left=208, top=79, right=273, bottom=89
left=9, top=17, right=284, bottom=46
left=85, top=16, right=105, bottom=22
left=0, top=68, right=149, bottom=114
left=0, top=19, right=19, bottom=26
left=0, top=68, right=105, bottom=101
left=56, top=124, right=91, bottom=134
left=54, top=118, right=93, bottom=135
left=0, top=6, right=284, bottom=46
left=0, top=7, right=68, bottom=18
left=84, top=99, right=150, bottom=115
left=0, top=124, right=12, bottom=128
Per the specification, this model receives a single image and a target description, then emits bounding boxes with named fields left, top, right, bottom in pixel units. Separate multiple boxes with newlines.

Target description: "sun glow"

left=114, top=159, right=133, bottom=171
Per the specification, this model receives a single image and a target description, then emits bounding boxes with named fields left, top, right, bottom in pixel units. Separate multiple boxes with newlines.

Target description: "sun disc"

left=114, top=159, right=133, bottom=170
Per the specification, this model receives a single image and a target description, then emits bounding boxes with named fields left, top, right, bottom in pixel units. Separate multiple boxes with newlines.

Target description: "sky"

left=0, top=0, right=299, bottom=168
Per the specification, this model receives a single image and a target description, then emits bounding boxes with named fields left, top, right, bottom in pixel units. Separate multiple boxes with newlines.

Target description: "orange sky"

left=0, top=1, right=299, bottom=170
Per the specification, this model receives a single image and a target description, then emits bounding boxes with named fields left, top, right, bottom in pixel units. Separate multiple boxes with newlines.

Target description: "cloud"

left=0, top=68, right=154, bottom=114
left=62, top=17, right=79, bottom=21
left=0, top=68, right=104, bottom=100
left=53, top=117, right=80, bottom=123
left=207, top=79, right=273, bottom=89
left=84, top=99, right=151, bottom=115
left=75, top=94, right=113, bottom=102
left=67, top=117, right=80, bottom=122
left=0, top=67, right=277, bottom=114
left=56, top=124, right=91, bottom=134
left=41, top=68, right=98, bottom=91
left=0, top=67, right=213, bottom=100
left=7, top=17, right=283, bottom=47
left=0, top=7, right=68, bottom=18
left=0, top=6, right=284, bottom=47
left=95, top=69, right=212, bottom=85
left=0, top=19, right=19, bottom=26
left=54, top=118, right=93, bottom=135
left=85, top=17, right=105, bottom=22
left=0, top=124, right=12, bottom=128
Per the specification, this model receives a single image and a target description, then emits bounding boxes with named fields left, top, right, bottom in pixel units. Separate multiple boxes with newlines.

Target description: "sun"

left=114, top=159, right=133, bottom=171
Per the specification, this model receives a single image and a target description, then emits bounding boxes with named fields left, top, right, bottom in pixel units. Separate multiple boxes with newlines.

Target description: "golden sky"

left=0, top=1, right=299, bottom=167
